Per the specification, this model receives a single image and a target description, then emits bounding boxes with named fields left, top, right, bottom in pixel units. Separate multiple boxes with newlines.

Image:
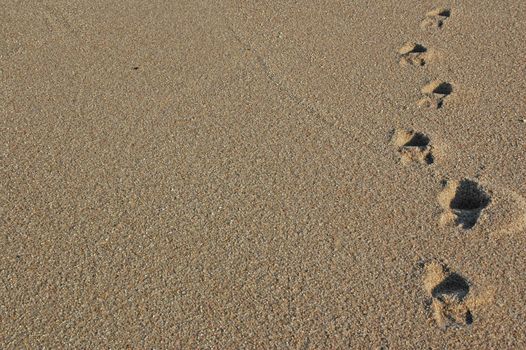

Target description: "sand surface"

left=1, top=0, right=526, bottom=348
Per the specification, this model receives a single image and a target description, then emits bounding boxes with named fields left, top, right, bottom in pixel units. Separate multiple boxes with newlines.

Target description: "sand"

left=1, top=0, right=526, bottom=348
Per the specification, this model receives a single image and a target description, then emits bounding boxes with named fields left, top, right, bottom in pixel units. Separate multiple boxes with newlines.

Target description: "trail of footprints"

left=394, top=7, right=492, bottom=330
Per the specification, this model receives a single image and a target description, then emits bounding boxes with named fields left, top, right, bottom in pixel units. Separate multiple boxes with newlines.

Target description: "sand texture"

left=1, top=0, right=526, bottom=348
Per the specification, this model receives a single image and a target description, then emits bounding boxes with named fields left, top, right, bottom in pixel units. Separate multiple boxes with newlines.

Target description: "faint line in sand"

left=226, top=25, right=359, bottom=144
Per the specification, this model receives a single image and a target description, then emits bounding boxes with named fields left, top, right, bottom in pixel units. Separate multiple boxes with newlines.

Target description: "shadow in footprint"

left=392, top=129, right=434, bottom=165
left=398, top=43, right=431, bottom=66
left=466, top=310, right=474, bottom=325
left=419, top=81, right=453, bottom=109
left=430, top=82, right=453, bottom=96
left=450, top=179, right=491, bottom=229
left=432, top=273, right=470, bottom=301
left=439, top=179, right=491, bottom=229
left=421, top=8, right=451, bottom=30
left=431, top=8, right=451, bottom=18
left=423, top=261, right=474, bottom=329
left=402, top=132, right=429, bottom=147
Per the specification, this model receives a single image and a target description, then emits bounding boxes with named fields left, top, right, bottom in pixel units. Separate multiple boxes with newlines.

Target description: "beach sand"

left=1, top=0, right=526, bottom=348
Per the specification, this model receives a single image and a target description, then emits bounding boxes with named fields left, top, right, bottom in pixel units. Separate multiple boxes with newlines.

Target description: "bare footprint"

left=418, top=80, right=453, bottom=109
left=392, top=129, right=434, bottom=165
left=421, top=8, right=451, bottom=31
left=438, top=179, right=491, bottom=229
left=422, top=261, right=473, bottom=329
left=398, top=42, right=434, bottom=67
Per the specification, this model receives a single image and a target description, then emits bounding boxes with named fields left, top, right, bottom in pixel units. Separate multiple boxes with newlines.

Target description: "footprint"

left=392, top=129, right=434, bottom=165
left=421, top=8, right=451, bottom=31
left=422, top=261, right=473, bottom=329
left=438, top=179, right=491, bottom=229
left=417, top=80, right=453, bottom=109
left=398, top=42, right=433, bottom=67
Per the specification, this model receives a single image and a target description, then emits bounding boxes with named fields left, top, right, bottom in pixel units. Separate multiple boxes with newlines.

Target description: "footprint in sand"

left=392, top=129, right=434, bottom=165
left=438, top=179, right=491, bottom=229
left=398, top=42, right=434, bottom=67
left=420, top=8, right=451, bottom=31
left=422, top=260, right=474, bottom=329
left=417, top=80, right=453, bottom=109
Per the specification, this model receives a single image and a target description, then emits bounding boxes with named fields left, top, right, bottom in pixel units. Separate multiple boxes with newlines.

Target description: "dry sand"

left=1, top=0, right=526, bottom=348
